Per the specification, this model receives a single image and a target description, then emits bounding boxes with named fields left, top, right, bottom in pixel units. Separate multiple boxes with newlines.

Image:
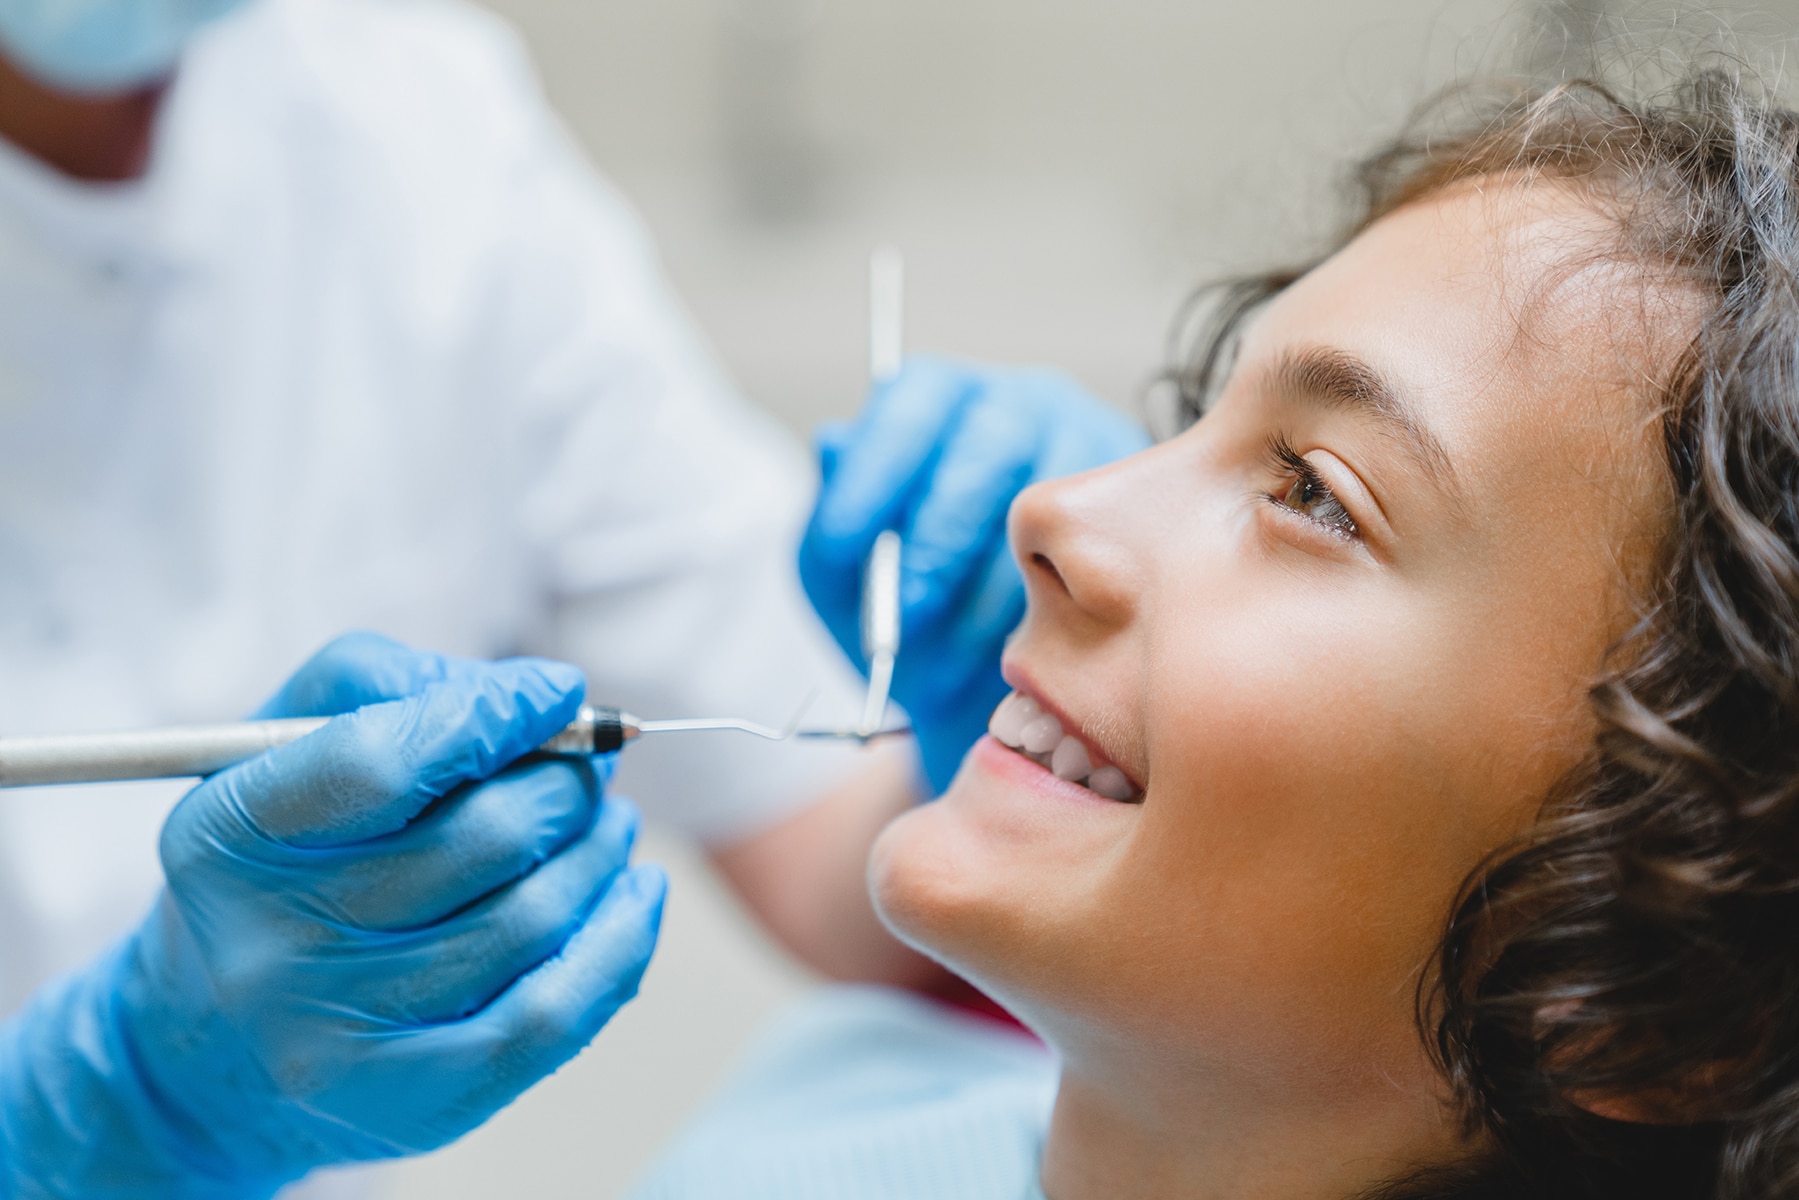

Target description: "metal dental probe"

left=854, top=246, right=905, bottom=740
left=856, top=529, right=902, bottom=738
left=868, top=245, right=904, bottom=385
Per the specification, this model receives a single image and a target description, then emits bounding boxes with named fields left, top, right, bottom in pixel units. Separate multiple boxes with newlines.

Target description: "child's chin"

left=867, top=799, right=1002, bottom=967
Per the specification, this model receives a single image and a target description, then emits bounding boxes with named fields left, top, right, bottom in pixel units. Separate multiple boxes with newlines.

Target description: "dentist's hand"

left=801, top=358, right=1149, bottom=793
left=0, top=633, right=665, bottom=1198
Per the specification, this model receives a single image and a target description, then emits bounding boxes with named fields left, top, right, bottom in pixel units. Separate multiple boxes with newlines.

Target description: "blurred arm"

left=710, top=743, right=951, bottom=990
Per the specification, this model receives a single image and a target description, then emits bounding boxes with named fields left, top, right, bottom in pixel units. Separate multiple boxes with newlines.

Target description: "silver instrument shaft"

left=0, top=708, right=631, bottom=789
left=869, top=246, right=904, bottom=385
left=0, top=718, right=337, bottom=788
left=857, top=245, right=907, bottom=740
left=858, top=529, right=903, bottom=738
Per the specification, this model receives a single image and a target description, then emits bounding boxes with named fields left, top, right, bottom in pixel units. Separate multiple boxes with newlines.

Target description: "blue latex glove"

left=801, top=357, right=1150, bottom=793
left=0, top=633, right=666, bottom=1199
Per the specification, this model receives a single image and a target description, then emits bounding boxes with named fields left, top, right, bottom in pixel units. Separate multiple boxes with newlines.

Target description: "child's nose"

left=1008, top=463, right=1149, bottom=633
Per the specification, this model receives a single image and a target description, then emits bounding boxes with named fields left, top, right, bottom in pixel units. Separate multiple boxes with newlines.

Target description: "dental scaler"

left=0, top=708, right=820, bottom=789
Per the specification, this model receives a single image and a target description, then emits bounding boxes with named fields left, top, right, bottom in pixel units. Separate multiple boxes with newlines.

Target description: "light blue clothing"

left=629, top=986, right=1059, bottom=1200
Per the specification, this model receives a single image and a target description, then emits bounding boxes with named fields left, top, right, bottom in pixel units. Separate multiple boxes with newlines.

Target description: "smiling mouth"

left=986, top=691, right=1143, bottom=803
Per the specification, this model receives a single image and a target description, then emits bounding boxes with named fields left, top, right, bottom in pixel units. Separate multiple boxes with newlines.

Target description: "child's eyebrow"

left=1261, top=345, right=1463, bottom=507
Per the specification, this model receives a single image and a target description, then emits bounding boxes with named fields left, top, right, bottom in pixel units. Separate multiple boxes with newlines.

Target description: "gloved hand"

left=0, top=632, right=665, bottom=1199
left=800, top=357, right=1150, bottom=793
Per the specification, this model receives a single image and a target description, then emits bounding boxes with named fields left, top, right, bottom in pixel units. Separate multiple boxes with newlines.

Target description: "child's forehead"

left=1280, top=179, right=1701, bottom=400
left=1361, top=177, right=1629, bottom=302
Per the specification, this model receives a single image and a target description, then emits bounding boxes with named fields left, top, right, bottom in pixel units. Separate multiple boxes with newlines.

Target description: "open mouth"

left=986, top=690, right=1143, bottom=803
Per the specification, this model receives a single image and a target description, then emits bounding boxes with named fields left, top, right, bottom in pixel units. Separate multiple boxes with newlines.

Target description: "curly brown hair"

left=1167, top=70, right=1799, bottom=1199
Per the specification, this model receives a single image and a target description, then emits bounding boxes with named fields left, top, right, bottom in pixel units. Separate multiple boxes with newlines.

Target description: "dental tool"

left=0, top=708, right=769, bottom=788
left=0, top=700, right=911, bottom=789
left=852, top=245, right=906, bottom=739
left=856, top=529, right=902, bottom=738
left=869, top=245, right=904, bottom=385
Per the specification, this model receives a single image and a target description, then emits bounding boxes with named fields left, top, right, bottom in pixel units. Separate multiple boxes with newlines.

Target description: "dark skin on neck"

left=0, top=48, right=166, bottom=182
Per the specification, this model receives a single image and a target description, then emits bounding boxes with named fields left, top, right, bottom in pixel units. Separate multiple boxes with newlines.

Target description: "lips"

left=987, top=690, right=1142, bottom=803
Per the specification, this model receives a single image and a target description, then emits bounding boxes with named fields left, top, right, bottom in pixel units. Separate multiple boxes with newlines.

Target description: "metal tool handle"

left=858, top=529, right=903, bottom=737
left=0, top=718, right=332, bottom=788
left=542, top=707, right=631, bottom=755
left=869, top=246, right=904, bottom=385
left=0, top=706, right=633, bottom=789
left=855, top=246, right=907, bottom=738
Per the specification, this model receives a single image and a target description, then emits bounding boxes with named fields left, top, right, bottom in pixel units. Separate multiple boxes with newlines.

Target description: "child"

left=636, top=67, right=1799, bottom=1200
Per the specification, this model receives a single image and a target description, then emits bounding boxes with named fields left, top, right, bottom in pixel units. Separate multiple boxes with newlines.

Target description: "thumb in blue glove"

left=801, top=358, right=1150, bottom=793
left=0, top=632, right=665, bottom=1198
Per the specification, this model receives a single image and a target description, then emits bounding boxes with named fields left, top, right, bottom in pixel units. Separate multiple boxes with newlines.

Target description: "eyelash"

left=1261, top=435, right=1359, bottom=541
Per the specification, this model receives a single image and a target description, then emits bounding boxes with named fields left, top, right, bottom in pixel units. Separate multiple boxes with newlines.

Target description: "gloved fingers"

left=254, top=632, right=466, bottom=719
left=911, top=545, right=1023, bottom=794
left=805, top=356, right=979, bottom=566
left=800, top=358, right=984, bottom=670
left=797, top=536, right=868, bottom=674
left=487, top=860, right=664, bottom=1061
left=898, top=367, right=1145, bottom=629
left=427, top=863, right=665, bottom=1107
left=896, top=389, right=1039, bottom=625
left=814, top=419, right=851, bottom=488
left=367, top=798, right=640, bottom=1025
left=309, top=758, right=605, bottom=931
left=904, top=377, right=1145, bottom=626
left=917, top=674, right=1014, bottom=795
left=359, top=864, right=664, bottom=1151
left=912, top=390, right=1137, bottom=660
left=195, top=659, right=587, bottom=850
left=952, top=525, right=1031, bottom=651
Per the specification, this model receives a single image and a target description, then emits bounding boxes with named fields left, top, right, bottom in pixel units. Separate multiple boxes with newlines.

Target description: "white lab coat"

left=0, top=0, right=866, bottom=1187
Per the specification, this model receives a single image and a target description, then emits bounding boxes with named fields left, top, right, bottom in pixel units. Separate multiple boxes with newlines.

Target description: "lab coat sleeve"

left=471, top=26, right=879, bottom=845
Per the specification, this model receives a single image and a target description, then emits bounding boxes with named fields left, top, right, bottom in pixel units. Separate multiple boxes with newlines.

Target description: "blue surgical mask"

left=0, top=0, right=252, bottom=93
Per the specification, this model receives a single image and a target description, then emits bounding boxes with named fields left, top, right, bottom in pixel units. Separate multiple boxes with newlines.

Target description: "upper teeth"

left=987, top=691, right=1139, bottom=802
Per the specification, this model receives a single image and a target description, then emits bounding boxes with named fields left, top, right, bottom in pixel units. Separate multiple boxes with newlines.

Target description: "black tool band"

left=589, top=708, right=628, bottom=754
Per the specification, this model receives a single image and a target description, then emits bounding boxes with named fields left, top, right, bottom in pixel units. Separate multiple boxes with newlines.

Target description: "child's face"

left=871, top=182, right=1685, bottom=1110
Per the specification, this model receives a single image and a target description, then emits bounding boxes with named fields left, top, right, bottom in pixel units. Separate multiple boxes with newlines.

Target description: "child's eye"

left=1265, top=437, right=1359, bottom=540
left=1275, top=472, right=1357, bottom=534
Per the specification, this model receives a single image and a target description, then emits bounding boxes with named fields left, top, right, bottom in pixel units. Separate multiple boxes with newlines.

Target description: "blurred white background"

left=483, top=0, right=1560, bottom=440
left=362, top=1, right=1796, bottom=1196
